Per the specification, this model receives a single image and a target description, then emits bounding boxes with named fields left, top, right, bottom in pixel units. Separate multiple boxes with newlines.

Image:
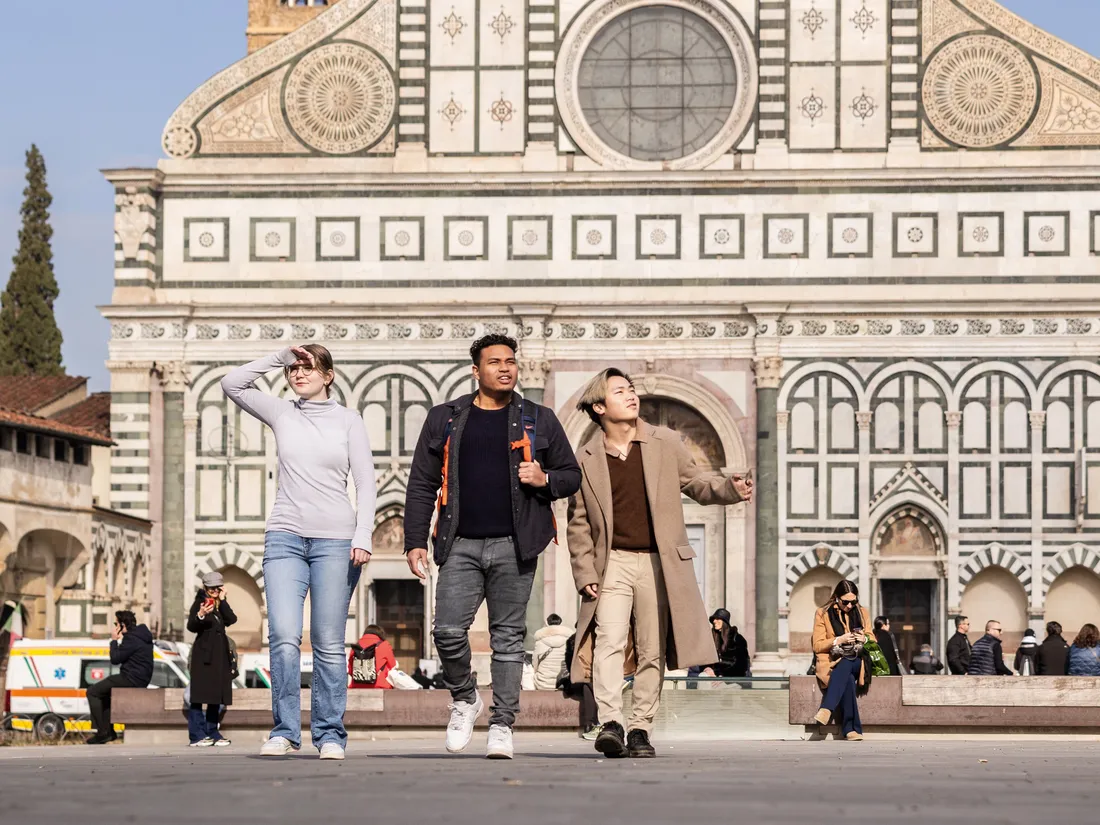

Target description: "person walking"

left=86, top=611, right=153, bottom=744
left=186, top=572, right=237, bottom=747
left=567, top=368, right=752, bottom=759
left=1037, top=621, right=1070, bottom=675
left=348, top=625, right=397, bottom=689
left=403, top=334, right=581, bottom=760
left=873, top=616, right=903, bottom=676
left=1067, top=624, right=1100, bottom=676
left=811, top=581, right=875, bottom=741
left=533, top=614, right=572, bottom=691
left=222, top=344, right=375, bottom=760
left=967, top=620, right=1013, bottom=675
left=909, top=644, right=944, bottom=675
left=1014, top=628, right=1040, bottom=676
left=946, top=615, right=972, bottom=675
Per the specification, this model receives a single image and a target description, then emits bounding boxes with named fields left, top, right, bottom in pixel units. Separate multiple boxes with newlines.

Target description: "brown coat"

left=811, top=604, right=875, bottom=688
left=567, top=421, right=744, bottom=682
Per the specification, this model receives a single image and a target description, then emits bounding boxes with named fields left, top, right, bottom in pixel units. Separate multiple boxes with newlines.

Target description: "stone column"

left=518, top=356, right=551, bottom=641
left=1029, top=411, right=1046, bottom=630
left=945, top=410, right=962, bottom=613
left=158, top=362, right=190, bottom=637
left=752, top=355, right=783, bottom=675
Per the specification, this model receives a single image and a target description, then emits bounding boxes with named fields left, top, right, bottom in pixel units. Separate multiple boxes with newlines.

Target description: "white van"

left=239, top=652, right=313, bottom=689
left=4, top=638, right=190, bottom=738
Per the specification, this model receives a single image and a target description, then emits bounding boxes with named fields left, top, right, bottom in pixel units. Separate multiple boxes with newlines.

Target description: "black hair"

left=470, top=334, right=517, bottom=366
left=954, top=615, right=968, bottom=629
left=874, top=616, right=889, bottom=630
left=365, top=624, right=386, bottom=641
left=1047, top=620, right=1062, bottom=637
left=831, top=580, right=858, bottom=601
left=115, top=610, right=137, bottom=631
left=547, top=614, right=562, bottom=626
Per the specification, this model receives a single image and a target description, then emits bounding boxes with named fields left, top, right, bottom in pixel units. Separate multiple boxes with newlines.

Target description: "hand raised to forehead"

left=290, top=345, right=315, bottom=367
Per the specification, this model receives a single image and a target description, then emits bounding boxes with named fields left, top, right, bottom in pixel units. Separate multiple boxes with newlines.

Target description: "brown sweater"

left=607, top=447, right=656, bottom=550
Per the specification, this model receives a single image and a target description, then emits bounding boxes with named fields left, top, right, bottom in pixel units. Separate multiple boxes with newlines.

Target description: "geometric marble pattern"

left=1024, top=212, right=1069, bottom=256
left=959, top=212, right=1003, bottom=257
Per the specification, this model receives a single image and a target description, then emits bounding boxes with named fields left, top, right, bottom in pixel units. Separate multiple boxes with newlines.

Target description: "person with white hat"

left=186, top=570, right=237, bottom=747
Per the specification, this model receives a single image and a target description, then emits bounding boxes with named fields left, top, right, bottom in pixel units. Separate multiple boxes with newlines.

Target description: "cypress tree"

left=0, top=144, right=63, bottom=376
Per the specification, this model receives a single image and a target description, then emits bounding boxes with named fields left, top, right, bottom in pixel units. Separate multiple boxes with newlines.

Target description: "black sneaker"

left=627, top=729, right=655, bottom=758
left=594, top=721, right=628, bottom=758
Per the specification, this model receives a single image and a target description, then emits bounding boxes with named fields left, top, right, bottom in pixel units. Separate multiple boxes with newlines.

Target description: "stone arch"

left=784, top=544, right=857, bottom=603
left=2, top=528, right=88, bottom=638
left=953, top=361, right=1039, bottom=411
left=778, top=361, right=868, bottom=411
left=873, top=503, right=946, bottom=561
left=864, top=362, right=954, bottom=409
left=960, top=543, right=1033, bottom=597
left=197, top=544, right=265, bottom=595
left=1044, top=565, right=1100, bottom=643
left=787, top=564, right=845, bottom=654
left=220, top=564, right=266, bottom=650
left=1037, top=361, right=1100, bottom=403
left=1042, top=543, right=1100, bottom=599
left=960, top=566, right=1030, bottom=645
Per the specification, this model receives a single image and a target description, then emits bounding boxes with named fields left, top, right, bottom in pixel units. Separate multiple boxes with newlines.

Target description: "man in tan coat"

left=567, top=368, right=753, bottom=758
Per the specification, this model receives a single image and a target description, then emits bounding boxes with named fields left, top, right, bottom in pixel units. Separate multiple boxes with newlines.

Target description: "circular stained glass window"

left=577, top=6, right=738, bottom=162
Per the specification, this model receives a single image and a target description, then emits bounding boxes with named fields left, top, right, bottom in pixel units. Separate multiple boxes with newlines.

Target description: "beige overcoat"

left=567, top=421, right=744, bottom=683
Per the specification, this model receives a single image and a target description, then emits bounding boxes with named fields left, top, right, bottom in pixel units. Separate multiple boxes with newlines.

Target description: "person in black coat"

left=1036, top=621, right=1070, bottom=675
left=873, top=616, right=903, bottom=676
left=86, top=610, right=154, bottom=744
left=946, top=615, right=972, bottom=675
left=186, top=572, right=237, bottom=746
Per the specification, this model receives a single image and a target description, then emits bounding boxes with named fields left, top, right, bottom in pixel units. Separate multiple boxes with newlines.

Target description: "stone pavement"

left=0, top=735, right=1095, bottom=825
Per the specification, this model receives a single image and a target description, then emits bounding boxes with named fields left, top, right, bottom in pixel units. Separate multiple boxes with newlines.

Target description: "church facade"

left=103, top=0, right=1100, bottom=672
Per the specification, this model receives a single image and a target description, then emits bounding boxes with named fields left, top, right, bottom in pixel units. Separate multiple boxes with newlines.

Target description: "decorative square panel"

left=700, top=214, right=745, bottom=259
left=250, top=218, right=295, bottom=262
left=380, top=217, right=425, bottom=261
left=1024, top=212, right=1070, bottom=257
left=636, top=215, right=680, bottom=259
left=893, top=213, right=938, bottom=258
left=828, top=213, right=872, bottom=258
left=959, top=213, right=1003, bottom=257
left=764, top=214, right=809, bottom=259
left=572, top=216, right=616, bottom=260
left=1092, top=212, right=1100, bottom=256
left=444, top=216, right=488, bottom=260
left=316, top=217, right=360, bottom=262
left=508, top=216, right=552, bottom=260
left=183, top=218, right=229, bottom=262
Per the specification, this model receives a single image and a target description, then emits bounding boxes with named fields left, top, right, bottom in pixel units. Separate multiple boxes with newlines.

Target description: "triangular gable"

left=870, top=462, right=948, bottom=510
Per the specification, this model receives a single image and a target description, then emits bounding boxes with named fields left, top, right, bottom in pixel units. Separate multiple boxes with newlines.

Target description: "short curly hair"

left=1073, top=623, right=1099, bottom=648
left=470, top=334, right=517, bottom=366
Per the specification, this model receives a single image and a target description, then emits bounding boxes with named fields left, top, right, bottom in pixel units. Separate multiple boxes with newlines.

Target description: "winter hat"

left=202, top=571, right=225, bottom=588
left=709, top=608, right=732, bottom=625
left=1023, top=628, right=1036, bottom=637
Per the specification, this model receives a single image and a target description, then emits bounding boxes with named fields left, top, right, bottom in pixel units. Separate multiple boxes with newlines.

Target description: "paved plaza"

left=1, top=736, right=1096, bottom=825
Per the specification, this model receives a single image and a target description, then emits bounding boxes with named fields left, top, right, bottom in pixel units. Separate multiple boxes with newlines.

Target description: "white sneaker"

left=259, top=736, right=299, bottom=756
left=319, top=743, right=345, bottom=760
left=213, top=738, right=231, bottom=748
left=189, top=738, right=214, bottom=748
left=486, top=724, right=514, bottom=760
left=445, top=693, right=485, bottom=753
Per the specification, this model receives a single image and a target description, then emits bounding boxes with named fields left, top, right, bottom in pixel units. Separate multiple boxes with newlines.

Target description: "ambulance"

left=3, top=638, right=190, bottom=739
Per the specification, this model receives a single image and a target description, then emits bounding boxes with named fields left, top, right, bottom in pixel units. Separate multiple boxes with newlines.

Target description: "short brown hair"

left=284, top=344, right=335, bottom=391
left=577, top=368, right=633, bottom=425
left=1073, top=623, right=1099, bottom=648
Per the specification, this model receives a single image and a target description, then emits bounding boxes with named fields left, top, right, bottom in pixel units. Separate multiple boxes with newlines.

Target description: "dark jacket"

left=909, top=651, right=944, bottom=675
left=110, top=624, right=154, bottom=687
left=1067, top=644, right=1100, bottom=676
left=186, top=593, right=237, bottom=706
left=1037, top=634, right=1069, bottom=675
left=968, top=633, right=1013, bottom=676
left=874, top=628, right=903, bottom=676
left=947, top=631, right=972, bottom=675
left=1013, top=636, right=1040, bottom=675
left=404, top=392, right=582, bottom=564
left=707, top=627, right=750, bottom=677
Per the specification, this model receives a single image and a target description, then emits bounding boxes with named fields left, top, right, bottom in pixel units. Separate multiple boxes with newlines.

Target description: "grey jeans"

left=432, top=536, right=536, bottom=728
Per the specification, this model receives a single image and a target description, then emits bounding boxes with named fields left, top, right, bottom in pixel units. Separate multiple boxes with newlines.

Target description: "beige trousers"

left=593, top=549, right=669, bottom=734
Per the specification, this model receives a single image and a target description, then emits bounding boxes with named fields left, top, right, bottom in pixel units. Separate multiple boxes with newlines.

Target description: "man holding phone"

left=86, top=610, right=154, bottom=744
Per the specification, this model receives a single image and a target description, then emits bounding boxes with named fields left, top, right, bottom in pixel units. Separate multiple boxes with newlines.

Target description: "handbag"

left=350, top=642, right=379, bottom=684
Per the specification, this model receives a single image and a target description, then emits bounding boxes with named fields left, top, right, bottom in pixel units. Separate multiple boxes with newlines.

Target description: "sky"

left=1, top=1, right=1099, bottom=391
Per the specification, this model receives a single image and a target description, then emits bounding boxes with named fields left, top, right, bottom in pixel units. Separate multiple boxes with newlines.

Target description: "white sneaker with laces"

left=319, top=743, right=345, bottom=760
left=213, top=738, right=231, bottom=748
left=259, top=736, right=299, bottom=756
left=486, top=724, right=514, bottom=760
left=445, top=693, right=485, bottom=753
left=190, top=738, right=214, bottom=748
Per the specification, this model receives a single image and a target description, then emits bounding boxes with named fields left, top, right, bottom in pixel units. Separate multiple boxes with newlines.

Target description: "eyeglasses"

left=840, top=598, right=858, bottom=607
left=287, top=364, right=317, bottom=377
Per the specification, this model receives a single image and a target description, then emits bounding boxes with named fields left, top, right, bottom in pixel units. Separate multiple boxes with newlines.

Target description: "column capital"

left=518, top=359, right=551, bottom=390
left=775, top=411, right=790, bottom=429
left=156, top=361, right=191, bottom=392
left=752, top=356, right=783, bottom=389
left=1029, top=411, right=1046, bottom=430
left=856, top=411, right=874, bottom=431
left=945, top=411, right=963, bottom=429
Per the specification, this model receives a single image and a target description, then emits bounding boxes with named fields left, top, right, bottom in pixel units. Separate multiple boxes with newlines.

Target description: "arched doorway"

left=2, top=529, right=86, bottom=638
left=961, top=566, right=1029, bottom=654
left=219, top=565, right=264, bottom=650
left=788, top=566, right=842, bottom=654
left=1045, top=566, right=1100, bottom=644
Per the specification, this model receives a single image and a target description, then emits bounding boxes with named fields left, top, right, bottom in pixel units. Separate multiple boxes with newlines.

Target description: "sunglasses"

left=839, top=598, right=858, bottom=607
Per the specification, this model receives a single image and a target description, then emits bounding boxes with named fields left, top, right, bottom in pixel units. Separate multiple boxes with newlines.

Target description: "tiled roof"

left=0, top=375, right=87, bottom=414
left=0, top=406, right=113, bottom=446
left=51, top=392, right=111, bottom=440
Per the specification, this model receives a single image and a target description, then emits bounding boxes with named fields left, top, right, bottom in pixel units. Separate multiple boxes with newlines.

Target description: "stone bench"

left=790, top=675, right=1100, bottom=736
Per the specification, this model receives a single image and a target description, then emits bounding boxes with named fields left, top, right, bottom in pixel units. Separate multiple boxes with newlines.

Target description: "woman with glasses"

left=811, top=580, right=875, bottom=741
left=222, top=344, right=375, bottom=760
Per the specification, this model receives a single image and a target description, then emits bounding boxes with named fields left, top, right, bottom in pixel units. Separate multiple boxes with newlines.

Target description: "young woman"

left=221, top=344, right=375, bottom=760
left=811, top=580, right=875, bottom=741
left=1067, top=623, right=1100, bottom=676
left=186, top=571, right=237, bottom=747
left=348, top=624, right=397, bottom=689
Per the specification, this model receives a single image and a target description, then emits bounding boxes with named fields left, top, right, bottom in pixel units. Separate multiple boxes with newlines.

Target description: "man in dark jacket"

left=967, top=620, right=1013, bottom=676
left=87, top=610, right=154, bottom=744
left=873, top=616, right=903, bottom=676
left=404, top=334, right=581, bottom=759
left=1014, top=628, right=1040, bottom=675
left=1036, top=621, right=1070, bottom=675
left=910, top=644, right=945, bottom=674
left=947, top=615, right=972, bottom=675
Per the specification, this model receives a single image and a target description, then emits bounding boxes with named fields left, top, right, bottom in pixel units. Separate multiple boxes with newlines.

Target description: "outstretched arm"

left=676, top=436, right=747, bottom=506
left=220, top=349, right=297, bottom=426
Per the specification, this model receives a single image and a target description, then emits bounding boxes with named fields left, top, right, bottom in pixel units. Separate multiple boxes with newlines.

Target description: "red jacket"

left=348, top=633, right=396, bottom=689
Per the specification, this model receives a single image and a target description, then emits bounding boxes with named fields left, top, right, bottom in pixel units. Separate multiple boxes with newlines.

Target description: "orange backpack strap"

left=433, top=416, right=455, bottom=538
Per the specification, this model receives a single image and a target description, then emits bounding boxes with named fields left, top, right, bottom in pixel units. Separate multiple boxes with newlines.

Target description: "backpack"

left=350, top=642, right=380, bottom=684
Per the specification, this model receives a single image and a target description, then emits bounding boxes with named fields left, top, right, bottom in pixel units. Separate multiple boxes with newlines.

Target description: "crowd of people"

left=947, top=617, right=1100, bottom=676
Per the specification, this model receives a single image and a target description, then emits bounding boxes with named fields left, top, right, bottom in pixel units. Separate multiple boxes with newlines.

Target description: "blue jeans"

left=188, top=703, right=223, bottom=743
left=263, top=531, right=361, bottom=749
left=819, top=656, right=863, bottom=736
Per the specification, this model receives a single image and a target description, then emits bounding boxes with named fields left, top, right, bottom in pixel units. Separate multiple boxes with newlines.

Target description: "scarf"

left=826, top=604, right=873, bottom=697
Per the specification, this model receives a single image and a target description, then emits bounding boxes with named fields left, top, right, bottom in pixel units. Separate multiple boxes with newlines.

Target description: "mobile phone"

left=203, top=597, right=216, bottom=611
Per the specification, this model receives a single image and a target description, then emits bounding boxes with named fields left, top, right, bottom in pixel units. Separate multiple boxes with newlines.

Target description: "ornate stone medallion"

left=922, top=35, right=1038, bottom=148
left=284, top=42, right=395, bottom=154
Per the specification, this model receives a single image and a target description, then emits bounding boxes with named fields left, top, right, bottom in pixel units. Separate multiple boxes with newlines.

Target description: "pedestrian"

left=1014, top=628, right=1040, bottom=676
left=403, top=334, right=581, bottom=759
left=222, top=344, right=375, bottom=760
left=873, top=616, right=904, bottom=676
left=533, top=614, right=573, bottom=691
left=1036, top=621, right=1069, bottom=675
left=559, top=632, right=599, bottom=740
left=186, top=572, right=237, bottom=747
left=946, top=615, right=972, bottom=675
left=909, top=644, right=944, bottom=675
left=811, top=580, right=875, bottom=741
left=348, top=624, right=397, bottom=689
left=86, top=610, right=153, bottom=744
left=1067, top=624, right=1100, bottom=676
left=967, top=620, right=1013, bottom=675
left=704, top=609, right=750, bottom=677
left=567, top=368, right=752, bottom=758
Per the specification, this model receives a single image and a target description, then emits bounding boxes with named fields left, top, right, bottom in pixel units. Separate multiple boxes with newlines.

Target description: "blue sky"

left=1, top=1, right=1098, bottom=390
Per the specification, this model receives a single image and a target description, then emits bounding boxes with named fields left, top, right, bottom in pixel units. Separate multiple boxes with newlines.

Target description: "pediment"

left=871, top=462, right=947, bottom=510
left=162, top=0, right=397, bottom=158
